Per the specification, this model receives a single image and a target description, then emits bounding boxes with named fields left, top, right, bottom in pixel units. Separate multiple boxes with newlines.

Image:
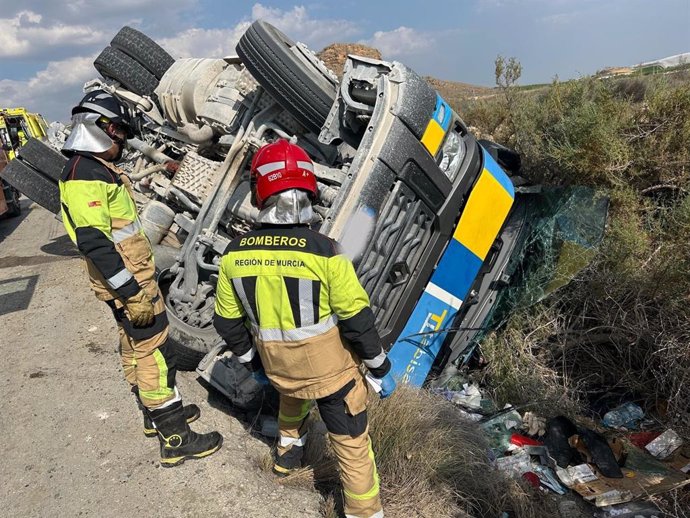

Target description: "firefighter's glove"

left=124, top=290, right=155, bottom=327
left=251, top=368, right=270, bottom=386
left=367, top=372, right=397, bottom=399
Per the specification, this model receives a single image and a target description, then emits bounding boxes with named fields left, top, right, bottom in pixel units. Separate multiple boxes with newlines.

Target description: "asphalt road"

left=0, top=200, right=322, bottom=517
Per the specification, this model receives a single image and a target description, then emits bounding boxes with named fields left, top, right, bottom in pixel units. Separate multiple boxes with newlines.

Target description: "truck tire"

left=236, top=20, right=337, bottom=134
left=111, top=26, right=175, bottom=80
left=94, top=47, right=159, bottom=97
left=4, top=187, right=21, bottom=217
left=157, top=269, right=217, bottom=370
left=167, top=310, right=217, bottom=371
left=16, top=138, right=66, bottom=182
left=1, top=159, right=60, bottom=214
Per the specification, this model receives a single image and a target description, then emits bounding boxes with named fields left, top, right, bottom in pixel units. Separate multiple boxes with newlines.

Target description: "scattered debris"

left=645, top=429, right=683, bottom=459
left=434, top=382, right=690, bottom=512
left=523, top=411, right=546, bottom=436
left=594, top=500, right=662, bottom=518
left=602, top=402, right=645, bottom=430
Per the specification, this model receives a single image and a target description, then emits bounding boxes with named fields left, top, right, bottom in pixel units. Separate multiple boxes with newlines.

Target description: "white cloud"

left=0, top=9, right=104, bottom=58
left=251, top=3, right=360, bottom=49
left=159, top=4, right=362, bottom=61
left=0, top=55, right=97, bottom=121
left=158, top=25, right=250, bottom=59
left=360, top=27, right=434, bottom=59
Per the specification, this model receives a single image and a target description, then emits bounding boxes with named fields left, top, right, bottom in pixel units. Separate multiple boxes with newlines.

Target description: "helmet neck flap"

left=256, top=189, right=315, bottom=225
left=62, top=112, right=116, bottom=155
left=62, top=90, right=133, bottom=158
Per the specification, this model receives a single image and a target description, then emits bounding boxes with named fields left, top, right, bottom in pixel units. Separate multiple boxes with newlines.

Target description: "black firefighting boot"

left=273, top=444, right=305, bottom=476
left=143, top=404, right=200, bottom=437
left=131, top=386, right=201, bottom=437
left=148, top=401, right=223, bottom=467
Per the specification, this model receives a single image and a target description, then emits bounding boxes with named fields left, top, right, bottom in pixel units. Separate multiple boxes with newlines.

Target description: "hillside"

left=317, top=43, right=494, bottom=103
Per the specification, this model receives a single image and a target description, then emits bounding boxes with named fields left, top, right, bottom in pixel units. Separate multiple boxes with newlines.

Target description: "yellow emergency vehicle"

left=0, top=108, right=49, bottom=217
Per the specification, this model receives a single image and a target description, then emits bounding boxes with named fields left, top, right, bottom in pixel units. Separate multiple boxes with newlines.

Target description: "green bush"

left=460, top=71, right=690, bottom=434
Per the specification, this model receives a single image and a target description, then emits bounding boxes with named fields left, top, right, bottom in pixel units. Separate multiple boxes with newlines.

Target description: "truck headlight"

left=438, top=130, right=466, bottom=182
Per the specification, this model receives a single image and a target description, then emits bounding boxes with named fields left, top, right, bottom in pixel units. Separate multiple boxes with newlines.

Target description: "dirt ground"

left=0, top=200, right=322, bottom=518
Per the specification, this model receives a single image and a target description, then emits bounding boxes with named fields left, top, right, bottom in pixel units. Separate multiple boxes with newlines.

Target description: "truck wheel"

left=5, top=188, right=21, bottom=217
left=1, top=159, right=60, bottom=214
left=157, top=269, right=216, bottom=370
left=110, top=26, right=175, bottom=80
left=94, top=47, right=159, bottom=97
left=236, top=20, right=337, bottom=134
left=16, top=138, right=66, bottom=182
left=166, top=308, right=217, bottom=371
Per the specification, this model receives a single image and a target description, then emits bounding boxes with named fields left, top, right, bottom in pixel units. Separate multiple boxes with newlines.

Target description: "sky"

left=0, top=0, right=688, bottom=122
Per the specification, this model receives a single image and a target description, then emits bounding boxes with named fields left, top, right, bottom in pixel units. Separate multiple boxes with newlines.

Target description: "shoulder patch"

left=226, top=227, right=338, bottom=257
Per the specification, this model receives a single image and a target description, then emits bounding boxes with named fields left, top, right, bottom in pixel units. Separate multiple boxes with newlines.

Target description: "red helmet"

left=250, top=139, right=317, bottom=209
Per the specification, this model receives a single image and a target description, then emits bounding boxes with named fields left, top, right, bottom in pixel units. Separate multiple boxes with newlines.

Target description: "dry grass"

left=369, top=387, right=555, bottom=518
left=269, top=387, right=556, bottom=517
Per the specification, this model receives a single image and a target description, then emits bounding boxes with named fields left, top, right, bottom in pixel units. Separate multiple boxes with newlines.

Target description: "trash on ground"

left=593, top=500, right=662, bottom=518
left=532, top=464, right=568, bottom=494
left=463, top=397, right=690, bottom=506
left=544, top=415, right=580, bottom=468
left=556, top=463, right=599, bottom=486
left=602, top=402, right=645, bottom=430
left=522, top=411, right=546, bottom=436
left=495, top=450, right=532, bottom=476
left=435, top=377, right=688, bottom=508
left=627, top=431, right=661, bottom=449
left=644, top=429, right=683, bottom=459
left=560, top=440, right=690, bottom=507
left=432, top=383, right=494, bottom=416
left=509, top=433, right=543, bottom=447
left=574, top=429, right=623, bottom=478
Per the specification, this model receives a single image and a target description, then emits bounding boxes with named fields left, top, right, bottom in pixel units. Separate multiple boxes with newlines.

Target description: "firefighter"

left=213, top=139, right=395, bottom=518
left=59, top=90, right=222, bottom=466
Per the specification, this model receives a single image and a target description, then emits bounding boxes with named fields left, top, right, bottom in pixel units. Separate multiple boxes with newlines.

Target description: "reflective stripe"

left=151, top=386, right=181, bottom=411
left=112, top=220, right=143, bottom=243
left=279, top=433, right=307, bottom=447
left=257, top=314, right=337, bottom=342
left=298, top=278, right=315, bottom=326
left=343, top=439, right=380, bottom=502
left=236, top=346, right=256, bottom=364
left=80, top=102, right=120, bottom=120
left=140, top=350, right=175, bottom=403
left=363, top=350, right=387, bottom=370
left=279, top=400, right=313, bottom=423
left=424, top=281, right=463, bottom=310
left=296, top=160, right=314, bottom=172
left=107, top=268, right=133, bottom=289
left=256, top=161, right=286, bottom=176
left=232, top=278, right=257, bottom=324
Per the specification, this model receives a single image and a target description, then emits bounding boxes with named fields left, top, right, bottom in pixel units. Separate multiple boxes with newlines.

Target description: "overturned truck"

left=4, top=22, right=526, bottom=407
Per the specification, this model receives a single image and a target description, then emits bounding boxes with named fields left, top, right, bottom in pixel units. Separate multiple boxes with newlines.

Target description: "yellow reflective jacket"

left=59, top=153, right=153, bottom=301
left=214, top=225, right=390, bottom=400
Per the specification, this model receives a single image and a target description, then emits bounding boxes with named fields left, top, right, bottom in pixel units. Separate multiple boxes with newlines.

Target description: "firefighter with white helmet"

left=59, top=89, right=222, bottom=466
left=214, top=139, right=395, bottom=518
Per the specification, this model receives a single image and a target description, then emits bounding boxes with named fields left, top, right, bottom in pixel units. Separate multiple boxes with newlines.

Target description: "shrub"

left=460, top=69, right=690, bottom=435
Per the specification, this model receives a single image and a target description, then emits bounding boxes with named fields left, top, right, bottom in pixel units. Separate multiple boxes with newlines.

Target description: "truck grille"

left=356, top=181, right=434, bottom=329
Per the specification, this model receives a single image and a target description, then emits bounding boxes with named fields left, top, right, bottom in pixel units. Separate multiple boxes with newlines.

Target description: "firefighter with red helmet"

left=59, top=90, right=222, bottom=466
left=214, top=139, right=395, bottom=518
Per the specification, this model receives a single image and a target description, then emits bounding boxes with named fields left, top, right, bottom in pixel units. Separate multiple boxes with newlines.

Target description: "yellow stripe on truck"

left=453, top=169, right=514, bottom=260
left=420, top=119, right=445, bottom=156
